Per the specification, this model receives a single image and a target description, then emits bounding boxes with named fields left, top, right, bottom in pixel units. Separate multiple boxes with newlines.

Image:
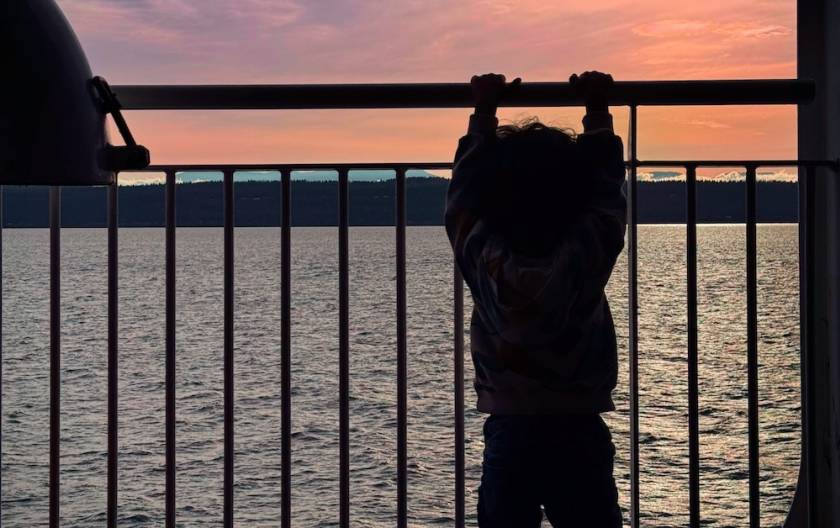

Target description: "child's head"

left=480, top=118, right=594, bottom=256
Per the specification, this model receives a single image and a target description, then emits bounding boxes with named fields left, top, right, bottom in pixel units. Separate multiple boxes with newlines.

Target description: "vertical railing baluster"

left=338, top=169, right=350, bottom=528
left=686, top=165, right=700, bottom=528
left=223, top=170, right=235, bottom=528
left=800, top=165, right=818, bottom=528
left=165, top=170, right=176, bottom=528
left=0, top=185, right=2, bottom=528
left=395, top=168, right=408, bottom=528
left=627, top=104, right=641, bottom=528
left=0, top=185, right=3, bottom=528
left=49, top=186, right=60, bottom=528
left=281, top=169, right=292, bottom=528
left=745, top=165, right=760, bottom=527
left=453, top=266, right=465, bottom=528
left=107, top=181, right=119, bottom=528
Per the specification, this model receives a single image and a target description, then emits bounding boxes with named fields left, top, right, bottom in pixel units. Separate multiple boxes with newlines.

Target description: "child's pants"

left=477, top=413, right=622, bottom=527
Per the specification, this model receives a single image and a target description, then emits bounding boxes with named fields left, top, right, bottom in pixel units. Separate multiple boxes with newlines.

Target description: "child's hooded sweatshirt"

left=445, top=111, right=627, bottom=414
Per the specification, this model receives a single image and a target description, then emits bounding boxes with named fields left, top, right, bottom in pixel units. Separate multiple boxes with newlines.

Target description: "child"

left=445, top=71, right=627, bottom=527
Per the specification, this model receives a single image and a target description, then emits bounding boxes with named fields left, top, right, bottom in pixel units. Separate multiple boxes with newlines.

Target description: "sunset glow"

left=58, top=0, right=797, bottom=168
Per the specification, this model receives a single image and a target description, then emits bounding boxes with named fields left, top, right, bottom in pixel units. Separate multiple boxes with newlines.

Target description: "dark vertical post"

left=627, top=104, right=641, bottom=528
left=338, top=169, right=350, bottom=528
left=800, top=165, right=819, bottom=528
left=223, top=170, right=235, bottom=528
left=454, top=266, right=465, bottom=528
left=797, top=1, right=840, bottom=520
left=165, top=170, right=176, bottom=528
left=280, top=170, right=292, bottom=528
left=395, top=168, right=408, bottom=528
left=49, top=186, right=61, bottom=528
left=745, top=165, right=761, bottom=527
left=107, top=181, right=119, bottom=528
left=0, top=186, right=2, bottom=528
left=686, top=165, right=700, bottom=528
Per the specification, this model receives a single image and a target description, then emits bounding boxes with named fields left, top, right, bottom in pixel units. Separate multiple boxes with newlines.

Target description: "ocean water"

left=1, top=224, right=801, bottom=527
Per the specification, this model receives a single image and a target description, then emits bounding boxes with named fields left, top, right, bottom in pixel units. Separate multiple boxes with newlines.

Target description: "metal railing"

left=2, top=79, right=837, bottom=528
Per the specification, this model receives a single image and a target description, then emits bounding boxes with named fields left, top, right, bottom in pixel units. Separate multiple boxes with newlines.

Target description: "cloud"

left=633, top=19, right=790, bottom=40
left=56, top=0, right=797, bottom=163
left=632, top=19, right=710, bottom=38
left=623, top=14, right=793, bottom=79
left=662, top=117, right=732, bottom=129
left=58, top=0, right=795, bottom=83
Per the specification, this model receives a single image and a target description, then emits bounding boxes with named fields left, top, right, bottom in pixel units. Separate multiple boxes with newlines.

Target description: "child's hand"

left=471, top=73, right=522, bottom=116
left=569, top=71, right=614, bottom=112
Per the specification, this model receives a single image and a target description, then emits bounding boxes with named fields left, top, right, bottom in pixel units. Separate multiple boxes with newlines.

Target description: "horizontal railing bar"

left=125, top=160, right=839, bottom=174
left=113, top=80, right=815, bottom=110
left=138, top=163, right=453, bottom=172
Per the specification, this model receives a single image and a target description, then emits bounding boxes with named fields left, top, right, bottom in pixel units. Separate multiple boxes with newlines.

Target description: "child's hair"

left=479, top=118, right=595, bottom=256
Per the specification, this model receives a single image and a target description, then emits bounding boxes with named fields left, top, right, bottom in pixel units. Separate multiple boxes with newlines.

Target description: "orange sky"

left=57, top=0, right=797, bottom=170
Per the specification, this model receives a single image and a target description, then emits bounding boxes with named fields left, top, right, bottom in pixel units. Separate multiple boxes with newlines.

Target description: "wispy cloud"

left=633, top=19, right=790, bottom=39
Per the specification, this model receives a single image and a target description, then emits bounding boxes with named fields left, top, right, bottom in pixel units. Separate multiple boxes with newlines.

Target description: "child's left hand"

left=471, top=73, right=522, bottom=115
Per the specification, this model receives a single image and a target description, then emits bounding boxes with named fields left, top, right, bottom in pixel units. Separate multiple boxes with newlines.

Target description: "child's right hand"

left=471, top=73, right=522, bottom=116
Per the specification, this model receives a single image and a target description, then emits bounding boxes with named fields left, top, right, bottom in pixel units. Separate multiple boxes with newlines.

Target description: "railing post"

left=0, top=185, right=3, bottom=528
left=107, top=181, right=119, bottom=528
left=165, top=170, right=177, bottom=528
left=49, top=186, right=61, bottom=528
left=745, top=165, right=761, bottom=528
left=793, top=1, right=840, bottom=525
left=338, top=168, right=350, bottom=528
left=453, top=265, right=465, bottom=528
left=280, top=169, right=292, bottom=528
left=686, top=165, right=700, bottom=528
left=627, top=104, right=641, bottom=528
left=223, top=170, right=235, bottom=528
left=395, top=168, right=408, bottom=528
left=803, top=166, right=819, bottom=528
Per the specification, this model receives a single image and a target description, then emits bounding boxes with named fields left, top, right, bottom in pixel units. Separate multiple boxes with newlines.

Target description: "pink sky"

left=58, top=0, right=797, bottom=169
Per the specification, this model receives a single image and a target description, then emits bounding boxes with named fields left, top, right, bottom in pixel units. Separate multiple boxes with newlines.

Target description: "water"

left=1, top=225, right=801, bottom=527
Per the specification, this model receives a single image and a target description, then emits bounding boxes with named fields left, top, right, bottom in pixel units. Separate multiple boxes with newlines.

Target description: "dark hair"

left=480, top=118, right=594, bottom=256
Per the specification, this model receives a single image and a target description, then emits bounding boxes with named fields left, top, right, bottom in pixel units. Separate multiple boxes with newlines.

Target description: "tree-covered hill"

left=0, top=177, right=798, bottom=227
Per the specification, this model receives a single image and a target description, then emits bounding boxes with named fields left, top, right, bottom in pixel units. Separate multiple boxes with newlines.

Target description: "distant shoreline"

left=1, top=178, right=800, bottom=227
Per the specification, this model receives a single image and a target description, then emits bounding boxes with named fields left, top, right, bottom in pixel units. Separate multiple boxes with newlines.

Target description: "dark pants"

left=478, top=414, right=622, bottom=528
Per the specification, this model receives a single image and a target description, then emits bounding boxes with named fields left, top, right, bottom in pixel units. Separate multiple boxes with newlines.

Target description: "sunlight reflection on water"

left=1, top=225, right=799, bottom=527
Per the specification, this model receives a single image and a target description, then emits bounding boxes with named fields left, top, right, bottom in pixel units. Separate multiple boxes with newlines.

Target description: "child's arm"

left=445, top=74, right=520, bottom=286
left=571, top=71, right=625, bottom=185
left=570, top=70, right=615, bottom=133
left=484, top=73, right=627, bottom=346
left=571, top=71, right=626, bottom=268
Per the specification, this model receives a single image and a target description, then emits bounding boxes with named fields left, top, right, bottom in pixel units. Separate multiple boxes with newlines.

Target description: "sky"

left=57, top=0, right=798, bottom=175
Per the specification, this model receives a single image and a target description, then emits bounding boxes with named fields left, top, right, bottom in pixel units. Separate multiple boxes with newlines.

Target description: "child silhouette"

left=446, top=71, right=627, bottom=527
